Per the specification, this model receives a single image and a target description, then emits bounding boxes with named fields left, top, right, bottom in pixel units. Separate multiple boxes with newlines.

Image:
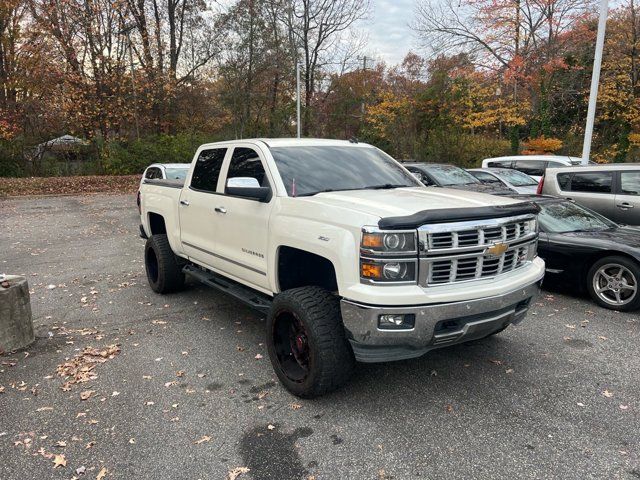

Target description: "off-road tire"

left=144, top=234, right=185, bottom=294
left=586, top=256, right=640, bottom=312
left=266, top=286, right=355, bottom=398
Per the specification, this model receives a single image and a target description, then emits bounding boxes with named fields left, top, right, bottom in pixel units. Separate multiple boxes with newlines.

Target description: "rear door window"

left=569, top=172, right=612, bottom=193
left=190, top=148, right=227, bottom=193
left=620, top=171, right=640, bottom=195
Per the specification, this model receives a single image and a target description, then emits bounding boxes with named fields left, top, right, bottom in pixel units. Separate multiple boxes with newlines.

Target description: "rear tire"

left=266, top=286, right=355, bottom=398
left=587, top=256, right=640, bottom=311
left=144, top=234, right=185, bottom=294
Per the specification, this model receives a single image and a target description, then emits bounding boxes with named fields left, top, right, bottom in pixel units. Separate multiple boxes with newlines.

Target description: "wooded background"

left=1, top=0, right=639, bottom=177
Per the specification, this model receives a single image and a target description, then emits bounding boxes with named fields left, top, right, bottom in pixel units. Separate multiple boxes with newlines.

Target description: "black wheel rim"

left=272, top=311, right=311, bottom=383
left=146, top=247, right=159, bottom=284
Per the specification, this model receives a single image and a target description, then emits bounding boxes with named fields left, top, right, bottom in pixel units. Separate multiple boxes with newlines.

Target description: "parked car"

left=522, top=195, right=640, bottom=311
left=539, top=164, right=640, bottom=225
left=137, top=163, right=190, bottom=229
left=403, top=163, right=513, bottom=195
left=139, top=138, right=544, bottom=397
left=467, top=167, right=539, bottom=194
left=481, top=155, right=585, bottom=181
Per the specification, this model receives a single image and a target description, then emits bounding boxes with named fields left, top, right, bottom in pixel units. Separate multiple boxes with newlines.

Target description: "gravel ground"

left=0, top=194, right=638, bottom=480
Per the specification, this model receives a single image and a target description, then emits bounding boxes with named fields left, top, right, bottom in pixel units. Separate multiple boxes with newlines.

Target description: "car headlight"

left=360, top=227, right=418, bottom=284
left=361, top=227, right=417, bottom=254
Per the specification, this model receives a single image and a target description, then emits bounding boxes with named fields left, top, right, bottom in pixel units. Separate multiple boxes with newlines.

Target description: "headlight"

left=524, top=218, right=538, bottom=234
left=360, top=227, right=418, bottom=284
left=361, top=227, right=417, bottom=254
left=360, top=258, right=417, bottom=283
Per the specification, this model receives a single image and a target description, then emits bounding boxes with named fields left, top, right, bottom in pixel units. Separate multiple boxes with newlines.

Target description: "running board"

left=183, top=265, right=272, bottom=314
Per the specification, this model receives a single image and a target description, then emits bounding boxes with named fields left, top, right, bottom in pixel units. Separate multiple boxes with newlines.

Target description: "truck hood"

left=297, top=187, right=521, bottom=219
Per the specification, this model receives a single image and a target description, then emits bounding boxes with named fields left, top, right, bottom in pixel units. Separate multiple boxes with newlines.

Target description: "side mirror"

left=226, top=177, right=271, bottom=202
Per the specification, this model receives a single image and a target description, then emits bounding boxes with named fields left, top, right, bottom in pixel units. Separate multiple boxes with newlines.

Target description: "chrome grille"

left=425, top=219, right=531, bottom=251
left=418, top=214, right=537, bottom=286
left=426, top=244, right=531, bottom=284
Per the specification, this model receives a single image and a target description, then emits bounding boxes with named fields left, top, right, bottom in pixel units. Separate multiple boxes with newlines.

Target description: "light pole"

left=296, top=61, right=301, bottom=138
left=581, top=0, right=609, bottom=164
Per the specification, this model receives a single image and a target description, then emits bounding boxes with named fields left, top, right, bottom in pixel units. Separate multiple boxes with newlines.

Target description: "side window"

left=569, top=172, right=612, bottom=193
left=474, top=171, right=498, bottom=182
left=620, top=171, right=640, bottom=195
left=226, top=147, right=268, bottom=189
left=190, top=148, right=227, bottom=192
left=514, top=160, right=546, bottom=176
left=546, top=161, right=565, bottom=168
left=488, top=161, right=513, bottom=168
left=557, top=173, right=572, bottom=190
left=407, top=168, right=426, bottom=184
left=145, top=167, right=160, bottom=179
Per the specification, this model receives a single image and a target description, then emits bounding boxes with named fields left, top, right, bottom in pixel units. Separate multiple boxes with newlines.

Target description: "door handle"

left=214, top=207, right=227, bottom=214
left=180, top=200, right=190, bottom=206
left=564, top=197, right=573, bottom=201
left=616, top=203, right=634, bottom=209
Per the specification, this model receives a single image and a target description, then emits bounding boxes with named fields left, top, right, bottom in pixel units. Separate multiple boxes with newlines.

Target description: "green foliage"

left=0, top=138, right=26, bottom=177
left=101, top=133, right=214, bottom=175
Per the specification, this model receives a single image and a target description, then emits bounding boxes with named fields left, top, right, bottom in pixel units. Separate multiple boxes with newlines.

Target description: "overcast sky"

left=359, top=0, right=416, bottom=66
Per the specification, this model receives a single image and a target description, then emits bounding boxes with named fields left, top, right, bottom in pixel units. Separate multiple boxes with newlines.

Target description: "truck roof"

left=198, top=138, right=373, bottom=149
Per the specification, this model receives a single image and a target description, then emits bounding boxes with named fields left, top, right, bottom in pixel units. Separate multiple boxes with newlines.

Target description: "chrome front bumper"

left=340, top=280, right=542, bottom=363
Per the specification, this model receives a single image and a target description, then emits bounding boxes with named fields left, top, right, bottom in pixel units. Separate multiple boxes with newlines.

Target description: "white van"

left=481, top=155, right=584, bottom=182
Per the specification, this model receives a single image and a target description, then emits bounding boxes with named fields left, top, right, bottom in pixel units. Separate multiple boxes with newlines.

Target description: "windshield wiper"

left=363, top=183, right=411, bottom=190
left=297, top=188, right=342, bottom=197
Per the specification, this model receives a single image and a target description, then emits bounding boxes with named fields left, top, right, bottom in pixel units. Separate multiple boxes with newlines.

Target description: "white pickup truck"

left=139, top=138, right=545, bottom=397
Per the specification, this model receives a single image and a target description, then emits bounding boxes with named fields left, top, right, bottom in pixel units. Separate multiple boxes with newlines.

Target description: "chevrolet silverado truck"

left=139, top=138, right=545, bottom=397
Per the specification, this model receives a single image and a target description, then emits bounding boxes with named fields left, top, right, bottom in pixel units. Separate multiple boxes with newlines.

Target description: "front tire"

left=144, top=234, right=185, bottom=294
left=266, top=286, right=355, bottom=398
left=587, top=256, right=640, bottom=311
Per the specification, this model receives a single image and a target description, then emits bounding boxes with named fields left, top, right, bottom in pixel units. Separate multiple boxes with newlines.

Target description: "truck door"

left=563, top=171, right=616, bottom=220
left=614, top=170, right=640, bottom=225
left=179, top=147, right=228, bottom=268
left=213, top=146, right=274, bottom=291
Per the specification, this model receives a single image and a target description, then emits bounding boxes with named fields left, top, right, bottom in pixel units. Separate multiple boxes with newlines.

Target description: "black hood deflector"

left=378, top=202, right=540, bottom=230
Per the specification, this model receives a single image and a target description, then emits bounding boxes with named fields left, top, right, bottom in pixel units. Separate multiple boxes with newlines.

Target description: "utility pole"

left=582, top=0, right=609, bottom=164
left=296, top=61, right=301, bottom=138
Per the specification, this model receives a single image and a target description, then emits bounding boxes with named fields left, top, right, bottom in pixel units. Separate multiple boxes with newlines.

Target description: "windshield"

left=270, top=146, right=420, bottom=197
left=165, top=167, right=189, bottom=180
left=497, top=169, right=538, bottom=186
left=422, top=165, right=480, bottom=186
left=538, top=201, right=617, bottom=233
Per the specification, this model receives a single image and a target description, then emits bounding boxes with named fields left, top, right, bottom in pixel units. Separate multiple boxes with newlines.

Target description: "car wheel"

left=266, top=286, right=355, bottom=398
left=144, top=234, right=185, bottom=294
left=587, top=256, right=640, bottom=311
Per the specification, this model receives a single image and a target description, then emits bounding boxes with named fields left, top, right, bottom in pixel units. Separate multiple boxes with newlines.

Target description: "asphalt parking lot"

left=0, top=193, right=639, bottom=479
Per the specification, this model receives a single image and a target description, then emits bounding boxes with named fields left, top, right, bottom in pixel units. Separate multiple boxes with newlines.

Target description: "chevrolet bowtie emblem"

left=485, top=242, right=508, bottom=257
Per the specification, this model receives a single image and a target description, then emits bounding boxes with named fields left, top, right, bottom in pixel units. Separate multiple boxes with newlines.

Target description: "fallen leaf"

left=227, top=467, right=250, bottom=480
left=577, top=402, right=586, bottom=407
left=505, top=368, right=514, bottom=374
left=290, top=403, right=302, bottom=410
left=55, top=441, right=67, bottom=447
left=96, top=467, right=108, bottom=479
left=53, top=454, right=67, bottom=468
left=36, top=406, right=54, bottom=412
left=267, top=424, right=275, bottom=430
left=194, top=436, right=211, bottom=444
left=619, top=404, right=629, bottom=410
left=76, top=466, right=86, bottom=475
left=111, top=391, right=120, bottom=397
left=489, top=359, right=502, bottom=366
left=80, top=390, right=94, bottom=401
left=602, top=390, right=614, bottom=398
left=254, top=354, right=263, bottom=360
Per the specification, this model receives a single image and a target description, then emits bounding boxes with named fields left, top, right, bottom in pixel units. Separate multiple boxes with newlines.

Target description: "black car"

left=404, top=163, right=513, bottom=195
left=530, top=196, right=640, bottom=311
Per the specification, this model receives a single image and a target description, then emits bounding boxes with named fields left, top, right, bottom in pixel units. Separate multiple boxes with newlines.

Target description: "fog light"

left=378, top=313, right=415, bottom=330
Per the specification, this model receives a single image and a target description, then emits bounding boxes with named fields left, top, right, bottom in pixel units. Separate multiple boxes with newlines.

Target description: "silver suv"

left=540, top=164, right=640, bottom=225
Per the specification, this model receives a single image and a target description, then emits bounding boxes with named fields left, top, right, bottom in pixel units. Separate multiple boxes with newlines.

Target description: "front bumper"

left=340, top=279, right=542, bottom=363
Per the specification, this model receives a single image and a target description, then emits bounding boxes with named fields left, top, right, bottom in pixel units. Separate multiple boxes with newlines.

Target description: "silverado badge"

left=485, top=242, right=508, bottom=257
